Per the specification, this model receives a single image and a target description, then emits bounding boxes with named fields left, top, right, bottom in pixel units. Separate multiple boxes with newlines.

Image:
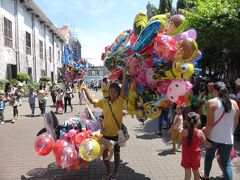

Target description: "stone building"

left=0, top=0, right=66, bottom=82
left=69, top=38, right=81, bottom=62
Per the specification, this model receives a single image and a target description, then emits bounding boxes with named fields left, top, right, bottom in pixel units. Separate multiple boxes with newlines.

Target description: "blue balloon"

left=132, top=20, right=161, bottom=52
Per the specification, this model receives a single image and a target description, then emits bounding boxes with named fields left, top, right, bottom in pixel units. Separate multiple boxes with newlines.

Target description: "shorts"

left=181, top=151, right=200, bottom=170
left=103, top=135, right=120, bottom=153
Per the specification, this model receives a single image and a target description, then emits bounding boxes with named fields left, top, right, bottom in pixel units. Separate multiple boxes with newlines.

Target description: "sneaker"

left=11, top=119, right=15, bottom=123
left=111, top=171, right=119, bottom=180
left=31, top=114, right=34, bottom=117
left=102, top=173, right=112, bottom=180
left=0, top=121, right=5, bottom=124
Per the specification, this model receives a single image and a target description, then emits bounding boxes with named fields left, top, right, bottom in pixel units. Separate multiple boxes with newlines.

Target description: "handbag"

left=108, top=103, right=129, bottom=147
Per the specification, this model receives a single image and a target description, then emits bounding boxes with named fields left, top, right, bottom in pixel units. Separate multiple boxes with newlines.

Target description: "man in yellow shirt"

left=83, top=70, right=126, bottom=180
left=101, top=77, right=110, bottom=98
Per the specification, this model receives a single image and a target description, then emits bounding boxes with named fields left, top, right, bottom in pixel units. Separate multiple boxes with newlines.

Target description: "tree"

left=182, top=0, right=240, bottom=85
left=159, top=0, right=172, bottom=14
left=149, top=4, right=160, bottom=19
left=17, top=72, right=30, bottom=83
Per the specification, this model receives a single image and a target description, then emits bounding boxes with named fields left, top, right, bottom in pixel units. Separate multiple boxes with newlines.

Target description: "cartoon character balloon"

left=165, top=14, right=186, bottom=36
left=34, top=133, right=55, bottom=156
left=79, top=138, right=101, bottom=161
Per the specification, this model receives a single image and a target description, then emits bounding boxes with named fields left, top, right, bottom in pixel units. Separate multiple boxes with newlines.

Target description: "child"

left=56, top=88, right=64, bottom=114
left=0, top=92, right=7, bottom=124
left=181, top=112, right=211, bottom=180
left=169, top=105, right=184, bottom=152
left=28, top=88, right=37, bottom=117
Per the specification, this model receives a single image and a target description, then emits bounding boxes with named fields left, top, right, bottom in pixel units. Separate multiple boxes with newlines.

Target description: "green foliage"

left=149, top=4, right=160, bottom=19
left=40, top=76, right=51, bottom=82
left=0, top=79, right=9, bottom=90
left=17, top=72, right=30, bottom=83
left=159, top=0, right=172, bottom=14
left=181, top=0, right=240, bottom=82
left=11, top=79, right=19, bottom=87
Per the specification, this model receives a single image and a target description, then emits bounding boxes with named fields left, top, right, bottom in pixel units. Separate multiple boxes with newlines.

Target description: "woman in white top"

left=200, top=81, right=239, bottom=180
left=64, top=82, right=73, bottom=113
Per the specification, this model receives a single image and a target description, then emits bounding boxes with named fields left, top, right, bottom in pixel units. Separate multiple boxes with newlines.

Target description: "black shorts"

left=103, top=135, right=120, bottom=152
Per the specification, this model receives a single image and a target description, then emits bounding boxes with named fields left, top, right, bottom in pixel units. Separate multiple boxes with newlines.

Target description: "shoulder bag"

left=108, top=103, right=129, bottom=147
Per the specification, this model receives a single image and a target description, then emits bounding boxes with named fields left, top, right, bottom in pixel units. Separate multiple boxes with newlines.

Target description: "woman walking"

left=200, top=81, right=239, bottom=180
left=64, top=82, right=73, bottom=113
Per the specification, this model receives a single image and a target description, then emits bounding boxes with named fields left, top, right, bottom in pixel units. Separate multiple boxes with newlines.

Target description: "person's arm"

left=120, top=68, right=127, bottom=98
left=204, top=99, right=216, bottom=138
left=232, top=100, right=239, bottom=129
left=198, top=130, right=212, bottom=148
left=82, top=87, right=96, bottom=105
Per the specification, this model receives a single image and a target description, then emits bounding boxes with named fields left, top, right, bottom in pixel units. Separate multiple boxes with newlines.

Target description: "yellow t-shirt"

left=77, top=84, right=83, bottom=93
left=95, top=96, right=125, bottom=137
left=101, top=83, right=110, bottom=98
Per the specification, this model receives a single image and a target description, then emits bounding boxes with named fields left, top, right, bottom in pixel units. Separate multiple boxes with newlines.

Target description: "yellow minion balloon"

left=143, top=101, right=161, bottom=119
left=133, top=11, right=148, bottom=36
left=148, top=13, right=169, bottom=32
left=165, top=62, right=194, bottom=79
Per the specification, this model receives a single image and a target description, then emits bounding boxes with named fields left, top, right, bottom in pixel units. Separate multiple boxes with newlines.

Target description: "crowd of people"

left=0, top=76, right=239, bottom=180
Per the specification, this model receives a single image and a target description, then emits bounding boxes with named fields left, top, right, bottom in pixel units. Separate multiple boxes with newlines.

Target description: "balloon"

left=149, top=14, right=169, bottom=32
left=173, top=29, right=197, bottom=42
left=61, top=145, right=78, bottom=169
left=133, top=11, right=148, bottom=36
left=79, top=138, right=101, bottom=161
left=165, top=14, right=186, bottom=35
left=126, top=79, right=137, bottom=118
left=110, top=29, right=131, bottom=56
left=165, top=80, right=193, bottom=103
left=125, top=57, right=139, bottom=76
left=108, top=68, right=123, bottom=81
left=34, top=133, right=55, bottom=156
left=132, top=20, right=161, bottom=52
left=143, top=101, right=161, bottom=119
left=68, top=129, right=77, bottom=138
left=129, top=31, right=137, bottom=45
left=53, top=139, right=69, bottom=158
left=173, top=38, right=201, bottom=63
left=154, top=33, right=177, bottom=60
left=86, top=119, right=101, bottom=132
left=74, top=132, right=87, bottom=144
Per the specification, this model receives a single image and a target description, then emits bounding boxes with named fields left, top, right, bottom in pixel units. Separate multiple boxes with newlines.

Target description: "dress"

left=181, top=128, right=202, bottom=170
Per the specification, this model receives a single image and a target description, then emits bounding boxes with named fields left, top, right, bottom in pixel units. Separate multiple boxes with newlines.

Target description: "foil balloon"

left=154, top=33, right=177, bottom=60
left=173, top=29, right=197, bottom=42
left=165, top=14, right=186, bottom=35
left=174, top=38, right=201, bottom=63
left=125, top=57, right=139, bottom=76
left=79, top=138, right=101, bottom=161
left=149, top=13, right=169, bottom=32
left=53, top=139, right=69, bottom=158
left=133, top=11, right=148, bottom=36
left=108, top=68, right=123, bottom=81
left=132, top=20, right=161, bottom=52
left=34, top=133, right=55, bottom=156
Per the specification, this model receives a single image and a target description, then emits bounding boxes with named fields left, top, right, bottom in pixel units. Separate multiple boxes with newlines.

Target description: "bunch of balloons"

left=65, top=59, right=89, bottom=82
left=102, top=12, right=202, bottom=122
left=34, top=110, right=102, bottom=172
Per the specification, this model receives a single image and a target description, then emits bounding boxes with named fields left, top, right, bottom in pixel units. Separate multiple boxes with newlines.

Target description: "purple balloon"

left=173, top=29, right=197, bottom=42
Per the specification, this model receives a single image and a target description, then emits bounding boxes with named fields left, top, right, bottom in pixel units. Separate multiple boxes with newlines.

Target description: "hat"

left=235, top=78, right=240, bottom=86
left=17, top=82, right=23, bottom=87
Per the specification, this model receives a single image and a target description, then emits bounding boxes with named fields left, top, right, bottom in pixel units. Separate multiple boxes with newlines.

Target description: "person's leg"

left=69, top=97, right=73, bottom=111
left=203, top=140, right=218, bottom=178
left=218, top=144, right=233, bottom=180
left=192, top=169, right=200, bottom=180
left=184, top=168, right=191, bottom=180
left=157, top=112, right=164, bottom=135
left=111, top=144, right=120, bottom=179
left=15, top=106, right=18, bottom=119
left=30, top=103, right=34, bottom=115
left=171, top=129, right=177, bottom=151
left=43, top=102, right=46, bottom=114
left=102, top=149, right=111, bottom=177
left=163, top=110, right=171, bottom=128
left=56, top=100, right=59, bottom=113
left=12, top=106, right=17, bottom=122
left=64, top=97, right=67, bottom=112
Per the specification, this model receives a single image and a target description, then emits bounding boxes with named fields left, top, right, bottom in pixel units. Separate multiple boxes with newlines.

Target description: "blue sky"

left=34, top=0, right=177, bottom=65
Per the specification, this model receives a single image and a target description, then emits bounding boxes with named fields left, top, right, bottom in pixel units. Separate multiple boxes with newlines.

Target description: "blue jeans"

left=204, top=139, right=233, bottom=180
left=158, top=110, right=171, bottom=132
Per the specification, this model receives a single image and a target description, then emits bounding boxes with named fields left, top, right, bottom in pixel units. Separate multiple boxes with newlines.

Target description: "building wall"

left=0, top=0, right=65, bottom=82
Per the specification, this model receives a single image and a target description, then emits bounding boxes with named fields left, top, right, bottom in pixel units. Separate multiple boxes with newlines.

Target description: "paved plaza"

left=0, top=90, right=239, bottom=180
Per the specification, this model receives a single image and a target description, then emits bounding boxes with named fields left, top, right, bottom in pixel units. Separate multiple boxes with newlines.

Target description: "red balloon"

left=53, top=140, right=69, bottom=158
left=74, top=132, right=87, bottom=144
left=61, top=145, right=78, bottom=169
left=34, top=133, right=55, bottom=156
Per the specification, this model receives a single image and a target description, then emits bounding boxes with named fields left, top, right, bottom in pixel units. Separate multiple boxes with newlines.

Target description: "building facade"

left=69, top=38, right=81, bottom=62
left=0, top=0, right=66, bottom=82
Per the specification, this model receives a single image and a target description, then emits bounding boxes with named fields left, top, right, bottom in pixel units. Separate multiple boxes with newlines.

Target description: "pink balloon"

left=68, top=129, right=77, bottom=138
left=34, top=133, right=55, bottom=156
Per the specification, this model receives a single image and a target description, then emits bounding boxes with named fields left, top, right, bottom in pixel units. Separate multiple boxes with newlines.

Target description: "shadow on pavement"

left=22, top=160, right=151, bottom=180
left=158, top=148, right=177, bottom=156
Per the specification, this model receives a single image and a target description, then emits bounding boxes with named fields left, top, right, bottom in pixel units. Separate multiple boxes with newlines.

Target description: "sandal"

left=102, top=173, right=112, bottom=180
left=111, top=171, right=119, bottom=180
left=199, top=171, right=210, bottom=180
